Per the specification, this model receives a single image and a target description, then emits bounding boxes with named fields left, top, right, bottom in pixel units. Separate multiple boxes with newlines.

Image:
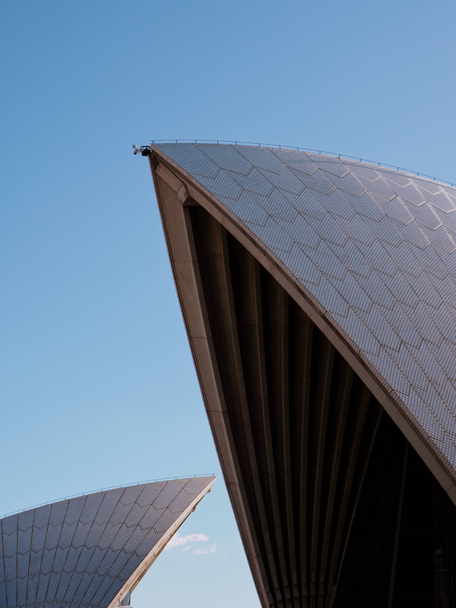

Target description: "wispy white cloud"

left=192, top=543, right=217, bottom=555
left=166, top=533, right=209, bottom=550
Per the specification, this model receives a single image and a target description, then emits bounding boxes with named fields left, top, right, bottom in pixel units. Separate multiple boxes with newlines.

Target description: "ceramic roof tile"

left=195, top=143, right=253, bottom=175
left=271, top=149, right=318, bottom=174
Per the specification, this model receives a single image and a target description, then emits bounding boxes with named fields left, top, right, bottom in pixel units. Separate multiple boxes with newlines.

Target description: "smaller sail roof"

left=0, top=477, right=215, bottom=608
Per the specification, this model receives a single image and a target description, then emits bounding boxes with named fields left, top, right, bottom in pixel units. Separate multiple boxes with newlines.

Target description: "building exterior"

left=149, top=142, right=456, bottom=607
left=0, top=477, right=214, bottom=608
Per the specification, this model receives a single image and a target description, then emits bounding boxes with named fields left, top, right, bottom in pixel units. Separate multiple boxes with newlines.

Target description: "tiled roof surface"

left=0, top=477, right=213, bottom=608
left=155, top=142, right=456, bottom=475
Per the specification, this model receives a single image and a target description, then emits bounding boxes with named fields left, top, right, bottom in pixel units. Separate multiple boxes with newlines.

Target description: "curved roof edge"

left=149, top=139, right=456, bottom=187
left=0, top=474, right=215, bottom=520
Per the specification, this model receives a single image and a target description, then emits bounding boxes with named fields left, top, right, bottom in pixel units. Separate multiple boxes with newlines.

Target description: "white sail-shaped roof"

left=0, top=477, right=214, bottom=608
left=153, top=142, right=456, bottom=484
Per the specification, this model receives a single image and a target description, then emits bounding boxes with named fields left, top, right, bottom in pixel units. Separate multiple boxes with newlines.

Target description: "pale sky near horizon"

left=1, top=1, right=456, bottom=606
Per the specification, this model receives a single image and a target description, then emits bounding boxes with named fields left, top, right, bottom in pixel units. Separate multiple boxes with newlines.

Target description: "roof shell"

left=152, top=142, right=456, bottom=484
left=0, top=477, right=214, bottom=608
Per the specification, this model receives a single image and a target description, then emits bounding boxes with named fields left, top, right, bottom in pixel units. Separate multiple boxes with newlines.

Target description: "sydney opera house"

left=0, top=477, right=214, bottom=608
left=147, top=142, right=456, bottom=607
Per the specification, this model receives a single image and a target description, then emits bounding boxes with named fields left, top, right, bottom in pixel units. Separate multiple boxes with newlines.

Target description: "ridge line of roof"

left=149, top=139, right=455, bottom=188
left=0, top=473, right=216, bottom=520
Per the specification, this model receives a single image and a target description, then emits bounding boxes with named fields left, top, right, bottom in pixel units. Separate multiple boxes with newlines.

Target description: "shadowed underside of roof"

left=188, top=207, right=384, bottom=604
left=0, top=477, right=214, bottom=608
left=149, top=143, right=456, bottom=607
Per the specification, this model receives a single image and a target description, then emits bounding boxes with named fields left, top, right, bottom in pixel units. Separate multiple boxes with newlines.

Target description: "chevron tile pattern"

left=155, top=142, right=456, bottom=476
left=0, top=477, right=214, bottom=608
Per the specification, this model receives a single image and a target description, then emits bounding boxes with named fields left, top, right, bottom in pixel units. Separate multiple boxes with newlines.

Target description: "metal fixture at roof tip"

left=132, top=144, right=151, bottom=157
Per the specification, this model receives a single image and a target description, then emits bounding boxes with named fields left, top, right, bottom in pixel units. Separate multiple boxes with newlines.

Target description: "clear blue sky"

left=1, top=1, right=455, bottom=606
